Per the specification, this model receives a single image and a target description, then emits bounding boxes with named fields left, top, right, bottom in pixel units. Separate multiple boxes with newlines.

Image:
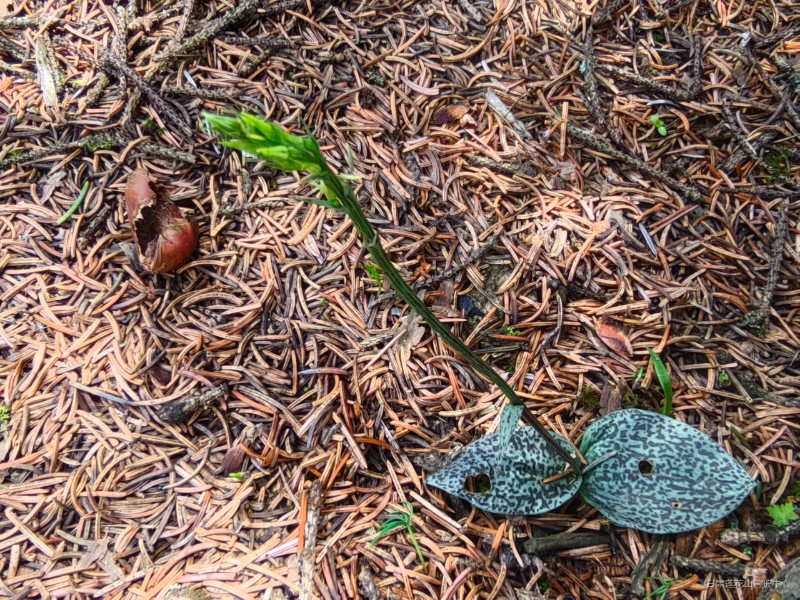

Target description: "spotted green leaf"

left=579, top=410, right=755, bottom=533
left=427, top=405, right=580, bottom=515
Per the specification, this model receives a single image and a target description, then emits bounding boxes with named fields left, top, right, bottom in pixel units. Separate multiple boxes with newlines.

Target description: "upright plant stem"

left=318, top=169, right=580, bottom=470
left=205, top=112, right=581, bottom=471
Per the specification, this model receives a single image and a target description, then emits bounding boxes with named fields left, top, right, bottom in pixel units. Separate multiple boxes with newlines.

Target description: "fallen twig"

left=78, top=205, right=112, bottom=250
left=719, top=520, right=800, bottom=547
left=598, top=63, right=697, bottom=102
left=97, top=50, right=193, bottom=138
left=370, top=230, right=502, bottom=306
left=172, top=0, right=196, bottom=46
left=128, top=4, right=183, bottom=31
left=485, top=89, right=532, bottom=141
left=160, top=84, right=237, bottom=100
left=0, top=134, right=125, bottom=168
left=719, top=131, right=780, bottom=174
left=566, top=121, right=701, bottom=200
left=466, top=155, right=536, bottom=177
left=742, top=197, right=790, bottom=334
left=115, top=4, right=131, bottom=89
left=299, top=480, right=322, bottom=600
left=156, top=386, right=227, bottom=424
left=671, top=555, right=745, bottom=578
left=155, top=0, right=303, bottom=67
left=631, top=537, right=671, bottom=598
left=582, top=26, right=619, bottom=144
left=523, top=532, right=610, bottom=554
left=592, top=0, right=629, bottom=26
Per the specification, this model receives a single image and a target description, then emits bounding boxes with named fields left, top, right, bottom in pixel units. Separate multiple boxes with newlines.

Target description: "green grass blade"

left=730, top=425, right=751, bottom=450
left=370, top=520, right=403, bottom=546
left=647, top=348, right=673, bottom=416
left=406, top=524, right=425, bottom=565
left=57, top=181, right=90, bottom=225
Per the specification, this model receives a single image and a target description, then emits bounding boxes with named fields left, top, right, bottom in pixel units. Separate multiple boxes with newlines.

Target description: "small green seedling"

left=650, top=115, right=667, bottom=136
left=364, top=263, right=382, bottom=287
left=228, top=472, right=244, bottom=480
left=503, top=325, right=522, bottom=337
left=717, top=369, right=730, bottom=386
left=647, top=348, right=673, bottom=416
left=0, top=405, right=9, bottom=423
left=766, top=502, right=798, bottom=527
left=370, top=501, right=425, bottom=565
left=632, top=366, right=645, bottom=390
left=646, top=576, right=674, bottom=600
left=764, top=147, right=790, bottom=182
left=538, top=576, right=552, bottom=592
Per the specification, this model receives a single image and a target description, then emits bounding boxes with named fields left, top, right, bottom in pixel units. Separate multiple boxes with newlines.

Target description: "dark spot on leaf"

left=638, top=460, right=653, bottom=476
left=465, top=473, right=492, bottom=494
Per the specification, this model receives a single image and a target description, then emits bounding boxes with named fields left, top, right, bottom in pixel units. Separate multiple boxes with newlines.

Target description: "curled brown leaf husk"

left=596, top=318, right=633, bottom=358
left=124, top=168, right=199, bottom=273
left=431, top=103, right=470, bottom=126
left=219, top=444, right=245, bottom=474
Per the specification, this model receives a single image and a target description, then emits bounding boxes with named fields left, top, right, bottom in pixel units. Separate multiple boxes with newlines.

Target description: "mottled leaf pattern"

left=579, top=410, right=755, bottom=533
left=427, top=406, right=580, bottom=515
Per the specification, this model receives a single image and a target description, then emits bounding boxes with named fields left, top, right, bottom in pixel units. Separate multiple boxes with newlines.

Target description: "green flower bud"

left=204, top=112, right=325, bottom=176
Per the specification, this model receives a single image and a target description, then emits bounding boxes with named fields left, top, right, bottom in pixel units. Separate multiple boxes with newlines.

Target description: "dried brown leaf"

left=595, top=318, right=633, bottom=357
left=432, top=104, right=469, bottom=126
left=124, top=168, right=199, bottom=273
left=220, top=444, right=245, bottom=474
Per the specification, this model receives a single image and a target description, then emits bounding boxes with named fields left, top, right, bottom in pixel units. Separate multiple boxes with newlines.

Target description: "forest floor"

left=0, top=0, right=799, bottom=598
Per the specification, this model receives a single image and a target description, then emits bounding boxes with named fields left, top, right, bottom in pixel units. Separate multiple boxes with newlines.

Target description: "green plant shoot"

left=370, top=501, right=424, bottom=564
left=650, top=115, right=667, bottom=136
left=647, top=348, right=672, bottom=415
left=204, top=112, right=580, bottom=471
left=766, top=502, right=798, bottom=527
left=632, top=366, right=645, bottom=390
left=364, top=263, right=382, bottom=287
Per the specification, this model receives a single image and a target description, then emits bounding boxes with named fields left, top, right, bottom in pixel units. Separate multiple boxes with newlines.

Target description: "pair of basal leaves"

left=427, top=406, right=755, bottom=533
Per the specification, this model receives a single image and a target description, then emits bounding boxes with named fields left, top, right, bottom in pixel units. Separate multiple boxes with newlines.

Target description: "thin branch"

left=566, top=121, right=701, bottom=200
left=96, top=50, right=193, bottom=138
